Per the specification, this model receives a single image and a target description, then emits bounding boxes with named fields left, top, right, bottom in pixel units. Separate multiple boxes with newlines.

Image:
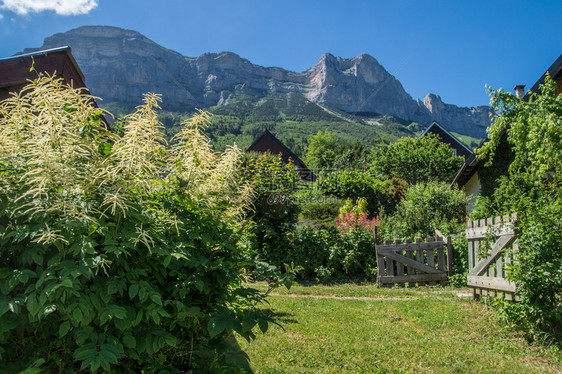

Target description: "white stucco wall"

left=464, top=171, right=481, bottom=213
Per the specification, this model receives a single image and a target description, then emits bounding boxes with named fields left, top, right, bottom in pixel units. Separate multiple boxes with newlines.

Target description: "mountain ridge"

left=23, top=25, right=491, bottom=138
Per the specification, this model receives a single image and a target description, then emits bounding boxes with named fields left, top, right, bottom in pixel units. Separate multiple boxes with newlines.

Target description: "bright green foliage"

left=369, top=134, right=464, bottom=185
left=381, top=181, right=467, bottom=239
left=0, top=75, right=272, bottom=372
left=479, top=74, right=562, bottom=183
left=240, top=152, right=300, bottom=269
left=298, top=194, right=344, bottom=228
left=304, top=130, right=341, bottom=169
left=318, top=170, right=406, bottom=216
left=497, top=197, right=562, bottom=340
left=288, top=226, right=378, bottom=282
left=479, top=76, right=562, bottom=341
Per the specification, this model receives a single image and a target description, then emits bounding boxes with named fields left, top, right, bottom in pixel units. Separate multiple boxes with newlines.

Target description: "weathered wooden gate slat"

left=466, top=276, right=517, bottom=293
left=466, top=213, right=518, bottom=300
left=375, top=237, right=448, bottom=287
left=469, top=234, right=515, bottom=276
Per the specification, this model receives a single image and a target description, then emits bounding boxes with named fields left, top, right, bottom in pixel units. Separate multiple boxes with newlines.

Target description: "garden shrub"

left=289, top=226, right=335, bottom=279
left=0, top=75, right=277, bottom=373
left=380, top=181, right=467, bottom=240
left=317, top=170, right=406, bottom=216
left=240, top=152, right=300, bottom=269
left=368, top=134, right=464, bottom=185
left=298, top=194, right=344, bottom=228
left=501, top=196, right=562, bottom=341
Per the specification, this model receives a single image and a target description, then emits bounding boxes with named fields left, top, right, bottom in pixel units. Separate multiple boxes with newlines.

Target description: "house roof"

left=524, top=53, right=562, bottom=99
left=0, top=46, right=86, bottom=91
left=247, top=130, right=314, bottom=181
left=421, top=121, right=474, bottom=158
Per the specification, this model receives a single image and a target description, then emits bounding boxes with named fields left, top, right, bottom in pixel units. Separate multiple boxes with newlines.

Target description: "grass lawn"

left=238, top=283, right=562, bottom=373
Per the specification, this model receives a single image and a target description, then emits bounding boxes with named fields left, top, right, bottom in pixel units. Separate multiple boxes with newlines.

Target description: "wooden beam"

left=378, top=251, right=443, bottom=274
left=468, top=234, right=515, bottom=276
left=376, top=241, right=443, bottom=252
left=467, top=276, right=517, bottom=293
left=379, top=273, right=448, bottom=284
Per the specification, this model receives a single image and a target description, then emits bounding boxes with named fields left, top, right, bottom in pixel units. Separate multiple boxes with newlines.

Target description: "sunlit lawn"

left=238, top=283, right=562, bottom=373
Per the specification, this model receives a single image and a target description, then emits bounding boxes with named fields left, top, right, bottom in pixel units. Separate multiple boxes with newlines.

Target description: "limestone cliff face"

left=304, top=53, right=419, bottom=120
left=24, top=25, right=491, bottom=137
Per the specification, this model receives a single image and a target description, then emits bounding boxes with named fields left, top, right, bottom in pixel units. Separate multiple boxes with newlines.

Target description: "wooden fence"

left=375, top=237, right=452, bottom=287
left=466, top=214, right=518, bottom=300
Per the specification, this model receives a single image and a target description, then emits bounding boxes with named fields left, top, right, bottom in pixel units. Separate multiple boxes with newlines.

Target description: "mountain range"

left=22, top=25, right=491, bottom=139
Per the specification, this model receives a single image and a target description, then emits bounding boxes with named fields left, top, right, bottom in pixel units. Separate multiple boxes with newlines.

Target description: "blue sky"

left=1, top=0, right=561, bottom=108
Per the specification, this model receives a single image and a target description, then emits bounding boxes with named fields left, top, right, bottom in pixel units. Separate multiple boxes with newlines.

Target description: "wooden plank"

left=468, top=238, right=474, bottom=272
left=383, top=240, right=394, bottom=276
left=375, top=241, right=444, bottom=252
left=426, top=238, right=435, bottom=268
left=468, top=234, right=515, bottom=276
left=395, top=239, right=404, bottom=276
left=465, top=216, right=516, bottom=239
left=387, top=257, right=395, bottom=276
left=427, top=249, right=435, bottom=268
left=415, top=238, right=423, bottom=274
left=437, top=248, right=446, bottom=271
left=376, top=254, right=385, bottom=278
left=446, top=236, right=453, bottom=274
left=380, top=251, right=444, bottom=274
left=467, top=275, right=517, bottom=293
left=379, top=273, right=448, bottom=284
left=405, top=239, right=413, bottom=275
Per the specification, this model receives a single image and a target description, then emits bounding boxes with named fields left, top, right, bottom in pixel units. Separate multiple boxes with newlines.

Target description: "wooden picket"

left=375, top=237, right=450, bottom=287
left=466, top=213, right=518, bottom=301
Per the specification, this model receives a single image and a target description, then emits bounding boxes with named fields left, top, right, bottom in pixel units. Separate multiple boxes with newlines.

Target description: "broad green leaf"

left=123, top=334, right=136, bottom=349
left=73, top=343, right=97, bottom=360
left=150, top=294, right=162, bottom=306
left=163, top=255, right=172, bottom=268
left=208, top=317, right=226, bottom=338
left=128, top=284, right=139, bottom=299
left=59, top=321, right=71, bottom=337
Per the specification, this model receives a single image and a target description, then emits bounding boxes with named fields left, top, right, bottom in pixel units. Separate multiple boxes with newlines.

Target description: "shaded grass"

left=239, top=283, right=561, bottom=373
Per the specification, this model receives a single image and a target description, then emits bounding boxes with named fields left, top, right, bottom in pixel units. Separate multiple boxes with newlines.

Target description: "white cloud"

left=1, top=0, right=98, bottom=15
left=0, top=13, right=4, bottom=19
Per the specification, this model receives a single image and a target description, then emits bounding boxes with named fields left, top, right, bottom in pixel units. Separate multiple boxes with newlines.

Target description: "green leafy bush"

left=317, top=170, right=406, bottom=216
left=0, top=75, right=273, bottom=372
left=289, top=226, right=335, bottom=279
left=381, top=181, right=467, bottom=239
left=298, top=195, right=344, bottom=228
left=369, top=134, right=464, bottom=185
left=240, top=152, right=300, bottom=269
left=502, top=197, right=562, bottom=340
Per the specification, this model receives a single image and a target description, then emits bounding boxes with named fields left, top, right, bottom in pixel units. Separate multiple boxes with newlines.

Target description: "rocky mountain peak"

left=20, top=25, right=491, bottom=137
left=423, top=93, right=445, bottom=114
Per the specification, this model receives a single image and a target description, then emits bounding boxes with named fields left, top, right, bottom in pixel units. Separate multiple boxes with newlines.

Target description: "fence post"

left=446, top=236, right=453, bottom=274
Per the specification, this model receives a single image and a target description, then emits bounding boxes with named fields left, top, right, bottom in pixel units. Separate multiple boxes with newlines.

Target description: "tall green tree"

left=369, top=134, right=464, bottom=185
left=305, top=130, right=341, bottom=169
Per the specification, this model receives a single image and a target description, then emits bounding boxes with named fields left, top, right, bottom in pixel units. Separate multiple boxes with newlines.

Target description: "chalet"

left=0, top=46, right=111, bottom=127
left=421, top=121, right=473, bottom=159
left=452, top=53, right=562, bottom=211
left=247, top=130, right=314, bottom=181
left=1, top=46, right=88, bottom=101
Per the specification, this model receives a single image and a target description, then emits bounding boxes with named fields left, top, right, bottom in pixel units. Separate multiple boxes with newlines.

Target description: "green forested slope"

left=156, top=92, right=430, bottom=158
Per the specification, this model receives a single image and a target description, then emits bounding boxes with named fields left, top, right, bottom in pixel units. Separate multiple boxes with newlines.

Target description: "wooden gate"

left=466, top=214, right=518, bottom=300
left=375, top=237, right=451, bottom=287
